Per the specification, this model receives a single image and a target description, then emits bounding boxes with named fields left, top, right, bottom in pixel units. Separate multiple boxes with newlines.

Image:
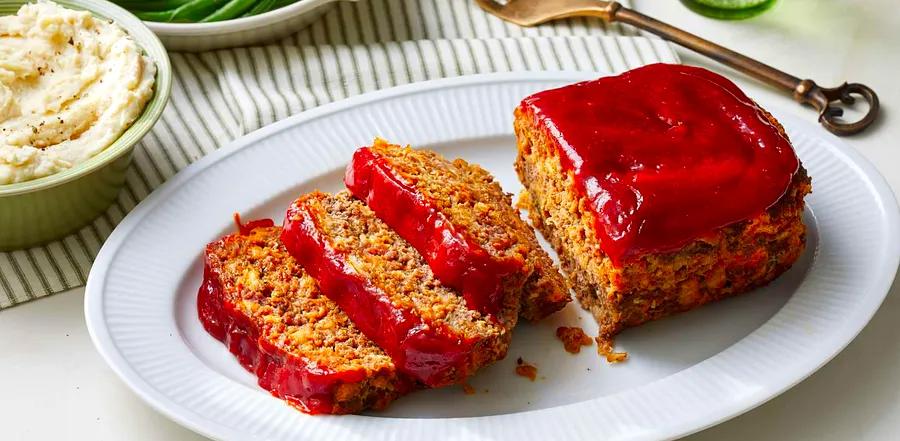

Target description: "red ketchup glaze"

left=519, top=63, right=800, bottom=266
left=232, top=214, right=275, bottom=235
left=281, top=199, right=478, bottom=387
left=345, top=147, right=521, bottom=318
left=197, top=222, right=407, bottom=415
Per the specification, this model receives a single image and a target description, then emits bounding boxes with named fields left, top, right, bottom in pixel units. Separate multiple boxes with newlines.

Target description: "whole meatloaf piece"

left=345, top=139, right=570, bottom=321
left=513, top=63, right=812, bottom=339
left=198, top=222, right=413, bottom=414
left=281, top=191, right=516, bottom=387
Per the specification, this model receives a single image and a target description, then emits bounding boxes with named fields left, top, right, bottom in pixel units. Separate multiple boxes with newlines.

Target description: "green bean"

left=135, top=0, right=229, bottom=22
left=133, top=8, right=179, bottom=22
left=199, top=0, right=256, bottom=22
left=248, top=0, right=296, bottom=17
left=176, top=0, right=232, bottom=21
left=123, top=0, right=299, bottom=22
left=241, top=0, right=276, bottom=17
left=113, top=0, right=192, bottom=12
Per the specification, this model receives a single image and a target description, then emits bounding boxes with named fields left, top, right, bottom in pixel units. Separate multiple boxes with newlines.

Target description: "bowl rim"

left=0, top=0, right=172, bottom=197
left=143, top=0, right=344, bottom=35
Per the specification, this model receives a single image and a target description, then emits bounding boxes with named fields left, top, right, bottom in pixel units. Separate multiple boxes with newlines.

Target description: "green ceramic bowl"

left=0, top=0, right=171, bottom=251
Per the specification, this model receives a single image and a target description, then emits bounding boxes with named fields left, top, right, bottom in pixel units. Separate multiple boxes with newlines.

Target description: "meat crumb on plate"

left=556, top=326, right=593, bottom=353
left=596, top=337, right=628, bottom=363
left=515, top=357, right=538, bottom=381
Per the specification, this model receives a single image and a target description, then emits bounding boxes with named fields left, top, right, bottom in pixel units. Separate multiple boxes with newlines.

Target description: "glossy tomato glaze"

left=345, top=147, right=521, bottom=317
left=519, top=63, right=800, bottom=266
left=232, top=214, right=276, bottom=236
left=197, top=219, right=399, bottom=415
left=281, top=198, right=479, bottom=387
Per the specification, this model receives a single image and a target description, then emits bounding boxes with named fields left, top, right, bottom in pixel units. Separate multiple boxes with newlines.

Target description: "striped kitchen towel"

left=0, top=0, right=679, bottom=309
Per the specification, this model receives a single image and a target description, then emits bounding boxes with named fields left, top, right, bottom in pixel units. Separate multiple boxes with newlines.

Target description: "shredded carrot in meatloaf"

left=556, top=326, right=593, bottom=354
left=515, top=190, right=533, bottom=211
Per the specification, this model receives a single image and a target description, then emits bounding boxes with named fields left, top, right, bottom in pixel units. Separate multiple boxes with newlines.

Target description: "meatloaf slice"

left=281, top=191, right=515, bottom=387
left=198, top=222, right=412, bottom=414
left=345, top=139, right=569, bottom=321
left=513, top=64, right=812, bottom=339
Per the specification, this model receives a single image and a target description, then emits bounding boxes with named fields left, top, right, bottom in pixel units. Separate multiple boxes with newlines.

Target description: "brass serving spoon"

left=476, top=0, right=879, bottom=136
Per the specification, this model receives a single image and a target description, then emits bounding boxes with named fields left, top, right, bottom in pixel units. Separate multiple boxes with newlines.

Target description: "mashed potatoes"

left=0, top=1, right=155, bottom=185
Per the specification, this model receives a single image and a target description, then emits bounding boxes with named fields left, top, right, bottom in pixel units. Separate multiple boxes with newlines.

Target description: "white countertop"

left=2, top=1, right=898, bottom=439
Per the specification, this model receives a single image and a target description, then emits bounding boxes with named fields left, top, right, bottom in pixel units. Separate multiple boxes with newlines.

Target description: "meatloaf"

left=345, top=139, right=570, bottom=321
left=198, top=222, right=412, bottom=414
left=513, top=63, right=812, bottom=338
left=281, top=191, right=516, bottom=387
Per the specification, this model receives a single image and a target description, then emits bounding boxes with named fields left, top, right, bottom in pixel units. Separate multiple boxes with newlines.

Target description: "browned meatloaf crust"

left=198, top=224, right=412, bottom=414
left=281, top=191, right=516, bottom=387
left=514, top=108, right=812, bottom=339
left=346, top=139, right=570, bottom=321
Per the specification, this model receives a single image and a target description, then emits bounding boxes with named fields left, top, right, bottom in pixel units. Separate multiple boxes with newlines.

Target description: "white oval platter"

left=85, top=72, right=900, bottom=441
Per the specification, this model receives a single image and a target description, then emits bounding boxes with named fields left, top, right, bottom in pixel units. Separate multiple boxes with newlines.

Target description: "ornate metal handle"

left=793, top=80, right=880, bottom=136
left=604, top=3, right=880, bottom=136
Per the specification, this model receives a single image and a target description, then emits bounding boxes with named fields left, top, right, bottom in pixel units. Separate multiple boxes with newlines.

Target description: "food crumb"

left=596, top=336, right=628, bottom=363
left=515, top=190, right=532, bottom=211
left=556, top=326, right=593, bottom=354
left=462, top=383, right=476, bottom=395
left=515, top=357, right=538, bottom=381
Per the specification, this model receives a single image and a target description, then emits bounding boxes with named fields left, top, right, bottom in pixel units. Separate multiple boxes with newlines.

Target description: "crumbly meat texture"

left=286, top=191, right=515, bottom=386
left=514, top=357, right=538, bottom=381
left=201, top=226, right=409, bottom=414
left=364, top=139, right=570, bottom=321
left=514, top=107, right=812, bottom=338
left=556, top=326, right=593, bottom=354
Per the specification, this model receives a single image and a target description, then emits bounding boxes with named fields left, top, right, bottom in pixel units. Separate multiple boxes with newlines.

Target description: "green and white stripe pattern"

left=0, top=0, right=678, bottom=309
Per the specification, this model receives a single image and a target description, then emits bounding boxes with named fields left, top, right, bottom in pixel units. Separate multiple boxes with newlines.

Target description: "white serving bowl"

left=145, top=0, right=347, bottom=51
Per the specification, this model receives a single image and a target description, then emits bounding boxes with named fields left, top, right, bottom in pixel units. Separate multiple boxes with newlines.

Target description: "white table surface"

left=2, top=1, right=898, bottom=440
